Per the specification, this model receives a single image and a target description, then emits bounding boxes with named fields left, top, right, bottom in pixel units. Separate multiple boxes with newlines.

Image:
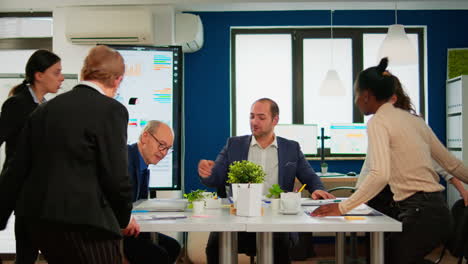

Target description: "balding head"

left=137, top=121, right=174, bottom=165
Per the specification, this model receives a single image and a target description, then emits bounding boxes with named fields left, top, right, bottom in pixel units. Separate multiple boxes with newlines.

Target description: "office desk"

left=136, top=208, right=244, bottom=264
left=245, top=208, right=401, bottom=264
left=135, top=205, right=401, bottom=264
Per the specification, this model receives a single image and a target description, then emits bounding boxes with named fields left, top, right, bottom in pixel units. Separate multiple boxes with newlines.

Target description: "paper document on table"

left=346, top=204, right=374, bottom=215
left=304, top=203, right=383, bottom=216
left=301, top=198, right=346, bottom=206
left=134, top=214, right=187, bottom=221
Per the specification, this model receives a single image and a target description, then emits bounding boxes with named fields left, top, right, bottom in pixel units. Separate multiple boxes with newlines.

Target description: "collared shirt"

left=340, top=103, right=468, bottom=214
left=79, top=81, right=106, bottom=95
left=248, top=135, right=279, bottom=195
left=28, top=86, right=47, bottom=104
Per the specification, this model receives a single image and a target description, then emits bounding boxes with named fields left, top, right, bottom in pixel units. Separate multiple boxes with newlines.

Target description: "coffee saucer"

left=279, top=210, right=299, bottom=215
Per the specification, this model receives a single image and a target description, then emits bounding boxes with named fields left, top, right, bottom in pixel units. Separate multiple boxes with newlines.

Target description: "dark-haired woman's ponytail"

left=8, top=79, right=28, bottom=97
left=377, top=57, right=389, bottom=73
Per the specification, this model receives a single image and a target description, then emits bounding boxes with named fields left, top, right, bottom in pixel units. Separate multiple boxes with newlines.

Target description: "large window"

left=231, top=27, right=425, bottom=156
left=234, top=32, right=292, bottom=136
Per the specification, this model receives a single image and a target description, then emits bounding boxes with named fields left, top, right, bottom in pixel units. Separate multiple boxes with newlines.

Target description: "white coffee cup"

left=280, top=192, right=301, bottom=213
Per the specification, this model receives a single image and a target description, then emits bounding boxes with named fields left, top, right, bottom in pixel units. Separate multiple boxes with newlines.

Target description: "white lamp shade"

left=378, top=24, right=417, bottom=65
left=319, top=69, right=345, bottom=96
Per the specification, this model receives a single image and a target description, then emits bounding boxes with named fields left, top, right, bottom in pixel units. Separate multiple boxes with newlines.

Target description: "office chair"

left=327, top=186, right=356, bottom=195
left=436, top=199, right=468, bottom=264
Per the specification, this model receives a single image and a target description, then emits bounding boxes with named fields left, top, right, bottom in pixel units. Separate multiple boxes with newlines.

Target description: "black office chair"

left=436, top=199, right=468, bottom=264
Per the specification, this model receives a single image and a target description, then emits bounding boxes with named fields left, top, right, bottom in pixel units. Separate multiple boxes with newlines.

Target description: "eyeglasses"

left=148, top=133, right=173, bottom=154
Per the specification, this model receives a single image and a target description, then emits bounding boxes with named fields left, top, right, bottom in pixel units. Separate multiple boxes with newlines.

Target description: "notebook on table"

left=133, top=198, right=188, bottom=212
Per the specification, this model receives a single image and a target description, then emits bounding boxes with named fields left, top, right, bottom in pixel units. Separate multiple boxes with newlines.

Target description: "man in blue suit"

left=124, top=120, right=181, bottom=264
left=198, top=98, right=334, bottom=263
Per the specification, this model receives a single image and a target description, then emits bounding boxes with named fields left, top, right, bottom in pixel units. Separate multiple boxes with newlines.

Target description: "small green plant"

left=227, top=160, right=266, bottom=184
left=321, top=162, right=328, bottom=168
left=266, top=184, right=284, bottom=199
left=184, top=189, right=205, bottom=203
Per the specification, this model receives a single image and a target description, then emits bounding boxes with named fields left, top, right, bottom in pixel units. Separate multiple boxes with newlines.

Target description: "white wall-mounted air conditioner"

left=65, top=8, right=155, bottom=45
left=175, top=13, right=203, bottom=53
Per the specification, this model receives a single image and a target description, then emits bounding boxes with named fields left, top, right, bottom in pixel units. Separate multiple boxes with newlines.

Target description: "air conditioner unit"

left=175, top=13, right=203, bottom=53
left=65, top=8, right=155, bottom=45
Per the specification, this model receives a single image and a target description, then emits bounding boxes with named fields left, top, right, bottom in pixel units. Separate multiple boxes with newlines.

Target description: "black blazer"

left=0, top=85, right=37, bottom=167
left=0, top=85, right=133, bottom=238
left=127, top=143, right=148, bottom=202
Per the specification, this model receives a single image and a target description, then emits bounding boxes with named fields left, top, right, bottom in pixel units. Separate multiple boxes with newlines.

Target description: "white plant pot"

left=321, top=166, right=328, bottom=174
left=270, top=198, right=280, bottom=212
left=192, top=200, right=204, bottom=215
left=205, top=198, right=221, bottom=209
left=234, top=183, right=263, bottom=217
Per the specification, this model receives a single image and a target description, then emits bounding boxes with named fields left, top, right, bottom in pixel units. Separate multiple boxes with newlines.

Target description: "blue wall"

left=183, top=10, right=468, bottom=192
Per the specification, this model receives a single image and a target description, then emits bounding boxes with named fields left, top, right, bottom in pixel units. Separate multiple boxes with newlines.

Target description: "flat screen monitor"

left=109, top=45, right=182, bottom=190
left=274, top=124, right=318, bottom=155
left=330, top=123, right=367, bottom=155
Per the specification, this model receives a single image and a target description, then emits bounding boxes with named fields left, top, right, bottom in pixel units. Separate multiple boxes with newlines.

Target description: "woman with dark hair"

left=0, top=49, right=63, bottom=264
left=313, top=58, right=468, bottom=263
left=357, top=77, right=468, bottom=215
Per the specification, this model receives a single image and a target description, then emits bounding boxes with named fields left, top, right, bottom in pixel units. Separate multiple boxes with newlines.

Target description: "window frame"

left=231, top=27, right=425, bottom=157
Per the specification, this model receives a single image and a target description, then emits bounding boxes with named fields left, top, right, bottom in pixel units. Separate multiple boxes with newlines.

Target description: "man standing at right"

left=0, top=45, right=135, bottom=264
left=198, top=98, right=334, bottom=263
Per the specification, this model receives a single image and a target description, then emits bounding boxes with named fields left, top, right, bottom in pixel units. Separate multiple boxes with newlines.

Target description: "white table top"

left=244, top=209, right=401, bottom=232
left=136, top=207, right=246, bottom=232
left=135, top=205, right=402, bottom=233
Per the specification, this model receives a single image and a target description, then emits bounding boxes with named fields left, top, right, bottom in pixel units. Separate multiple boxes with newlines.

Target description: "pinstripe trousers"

left=27, top=221, right=122, bottom=264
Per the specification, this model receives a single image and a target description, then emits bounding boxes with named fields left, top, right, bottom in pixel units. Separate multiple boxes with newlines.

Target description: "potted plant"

left=227, top=160, right=266, bottom=216
left=266, top=184, right=284, bottom=211
left=203, top=191, right=221, bottom=209
left=321, top=162, right=328, bottom=174
left=184, top=189, right=205, bottom=214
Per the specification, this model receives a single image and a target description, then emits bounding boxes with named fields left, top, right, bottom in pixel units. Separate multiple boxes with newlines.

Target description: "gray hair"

left=139, top=120, right=164, bottom=141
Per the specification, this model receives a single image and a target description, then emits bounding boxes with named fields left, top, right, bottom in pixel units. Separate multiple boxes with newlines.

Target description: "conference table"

left=135, top=202, right=401, bottom=264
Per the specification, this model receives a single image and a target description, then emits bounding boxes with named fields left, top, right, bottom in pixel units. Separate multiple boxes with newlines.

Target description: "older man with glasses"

left=123, top=120, right=181, bottom=264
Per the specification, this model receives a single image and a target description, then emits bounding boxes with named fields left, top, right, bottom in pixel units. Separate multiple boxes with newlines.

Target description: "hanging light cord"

left=330, top=9, right=334, bottom=68
left=394, top=1, right=398, bottom=24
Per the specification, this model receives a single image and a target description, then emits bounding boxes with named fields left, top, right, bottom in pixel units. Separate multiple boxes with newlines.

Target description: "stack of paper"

left=134, top=214, right=187, bottom=221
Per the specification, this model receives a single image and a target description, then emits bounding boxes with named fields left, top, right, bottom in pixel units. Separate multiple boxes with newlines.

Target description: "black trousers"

left=385, top=191, right=451, bottom=264
left=27, top=221, right=122, bottom=264
left=123, top=232, right=181, bottom=264
left=14, top=217, right=39, bottom=264
left=366, top=185, right=397, bottom=217
left=206, top=232, right=291, bottom=264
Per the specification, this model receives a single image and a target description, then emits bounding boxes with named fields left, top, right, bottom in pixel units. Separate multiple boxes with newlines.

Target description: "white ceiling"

left=1, top=0, right=468, bottom=12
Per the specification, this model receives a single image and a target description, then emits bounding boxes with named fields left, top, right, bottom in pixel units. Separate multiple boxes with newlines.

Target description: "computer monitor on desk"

left=330, top=123, right=367, bottom=155
left=274, top=124, right=318, bottom=155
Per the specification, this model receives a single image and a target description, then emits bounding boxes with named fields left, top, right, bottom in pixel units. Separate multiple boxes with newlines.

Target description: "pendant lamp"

left=378, top=2, right=417, bottom=65
left=320, top=10, right=345, bottom=96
